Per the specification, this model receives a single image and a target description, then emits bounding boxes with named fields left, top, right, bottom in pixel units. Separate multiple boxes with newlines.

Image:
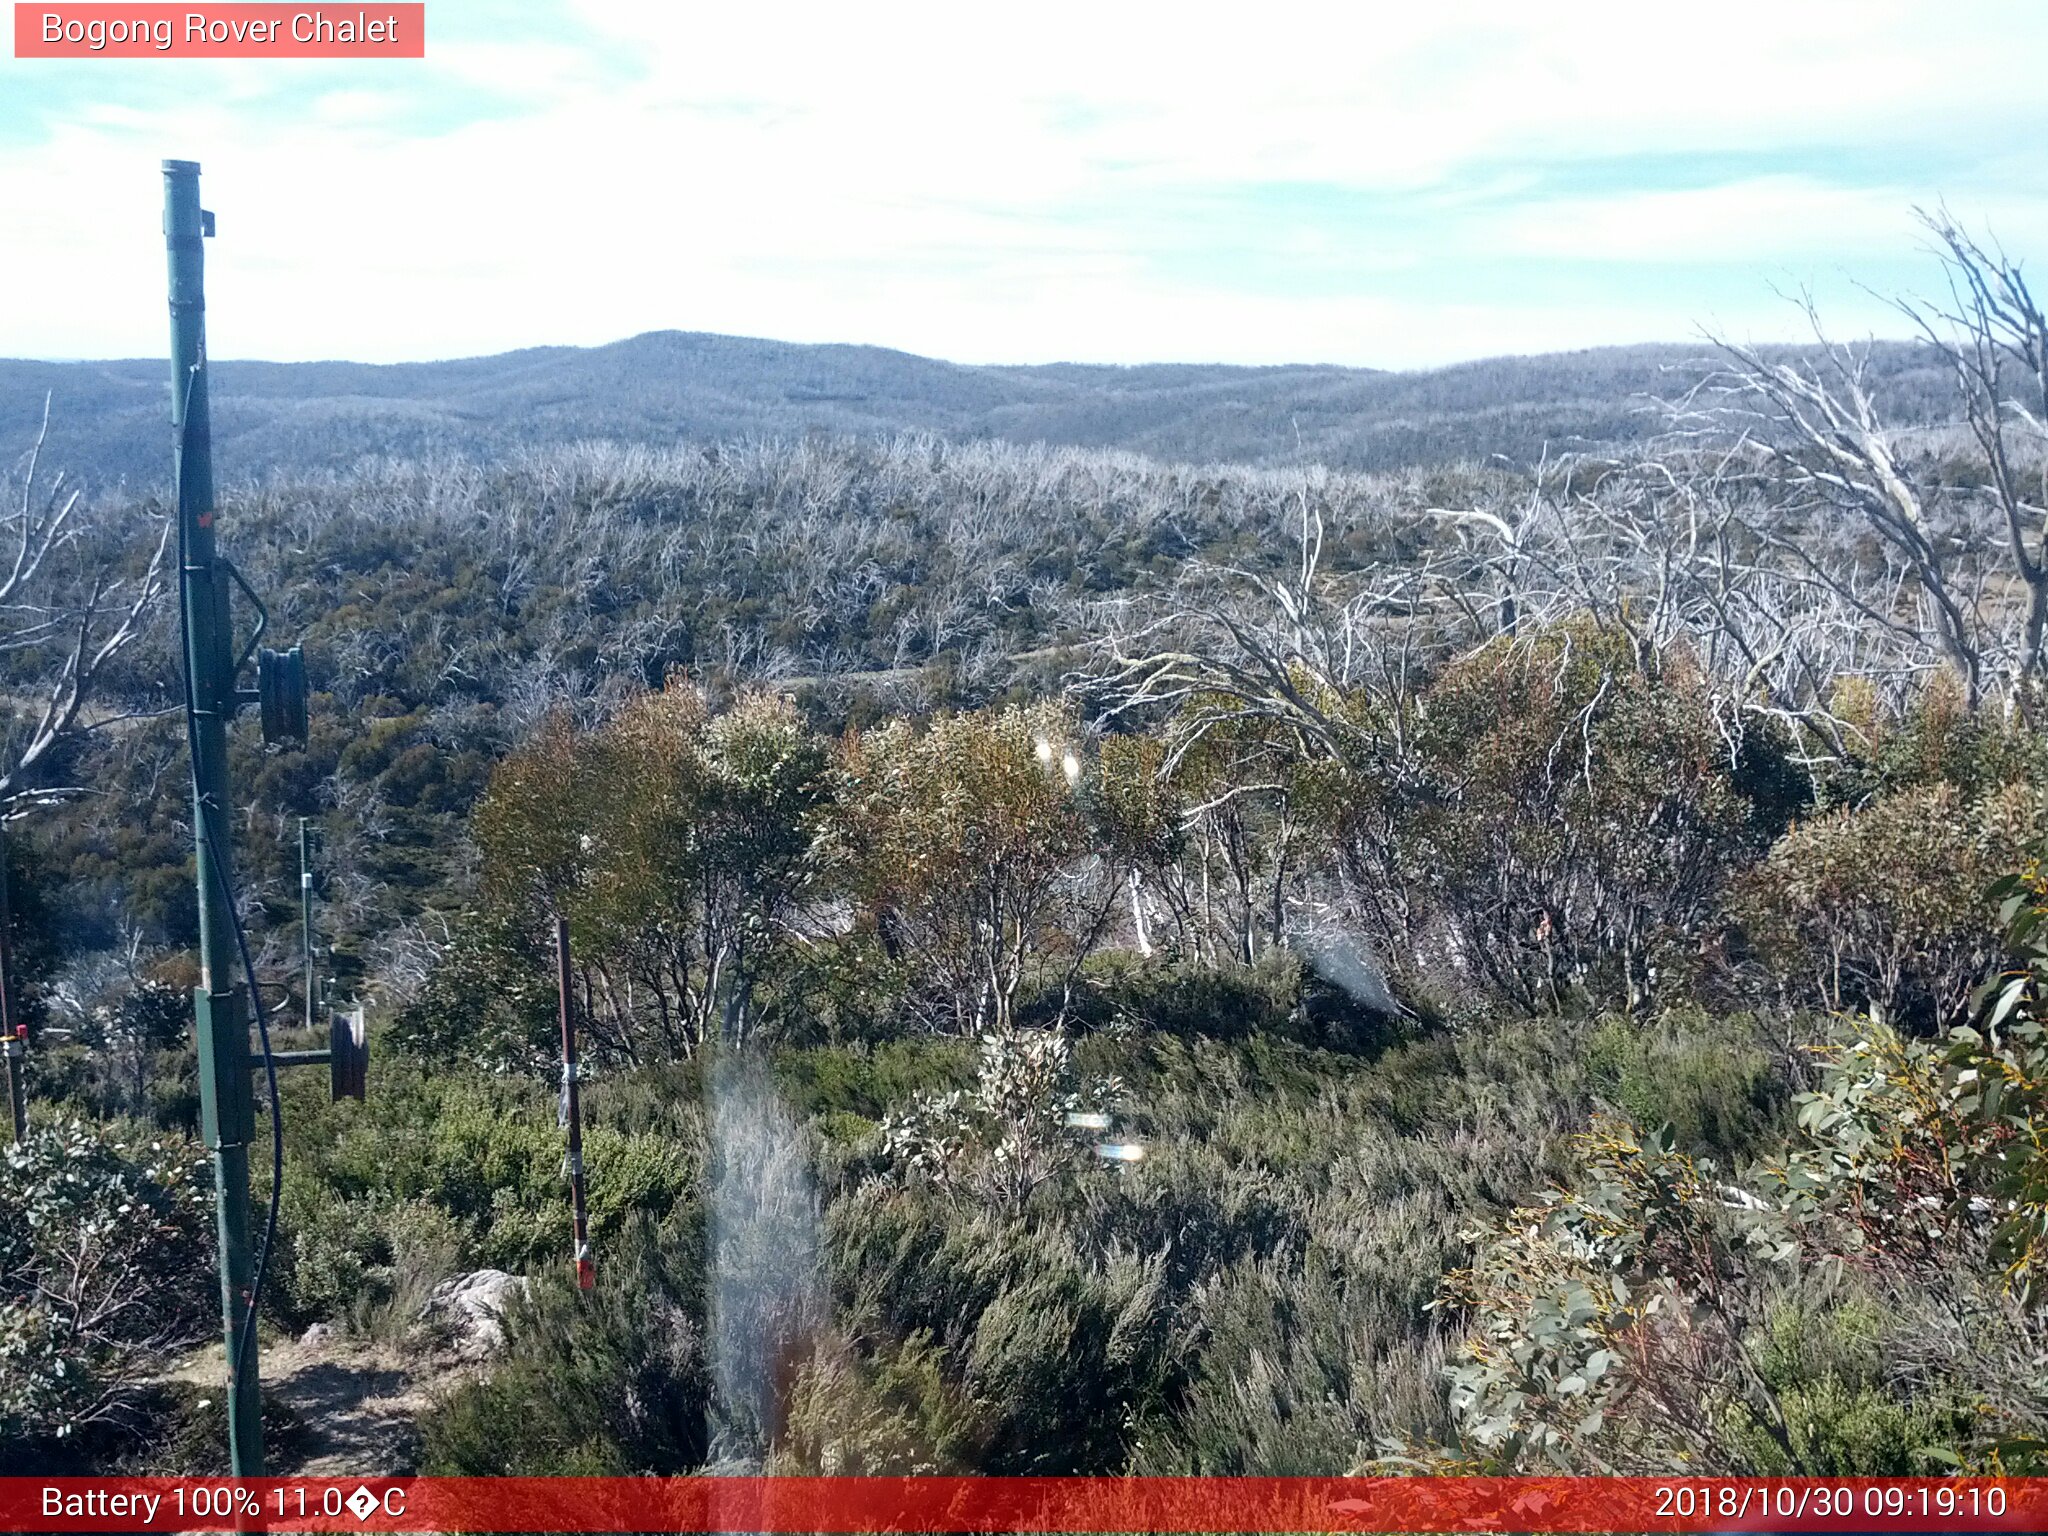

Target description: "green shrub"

left=770, top=933, right=914, bottom=1047
left=813, top=1109, right=878, bottom=1149
left=275, top=1193, right=464, bottom=1339
left=1432, top=970, right=2048, bottom=1473
left=817, top=1008, right=1597, bottom=1477
left=879, top=1025, right=1119, bottom=1213
left=825, top=1183, right=1182, bottom=1473
left=25, top=1038, right=199, bottom=1137
left=1157, top=1250, right=1452, bottom=1473
left=773, top=1038, right=974, bottom=1123
left=277, top=1189, right=381, bottom=1325
left=1730, top=1375, right=1959, bottom=1474
left=1435, top=1117, right=1801, bottom=1471
left=837, top=701, right=1098, bottom=1035
left=1391, top=622, right=1763, bottom=1014
left=776, top=1329, right=986, bottom=1474
left=1735, top=781, right=2043, bottom=1027
left=421, top=1214, right=709, bottom=1474
left=1583, top=1008, right=1790, bottom=1161
left=1053, top=951, right=1299, bottom=1042
left=387, top=916, right=557, bottom=1071
left=1723, top=1290, right=1969, bottom=1473
left=1820, top=672, right=2048, bottom=807
left=9, top=1379, right=312, bottom=1476
left=275, top=1052, right=700, bottom=1287
left=0, top=1119, right=211, bottom=1447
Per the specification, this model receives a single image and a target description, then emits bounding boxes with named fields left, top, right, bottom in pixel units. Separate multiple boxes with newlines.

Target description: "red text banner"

left=14, top=5, right=425, bottom=58
left=3, top=1477, right=2046, bottom=1533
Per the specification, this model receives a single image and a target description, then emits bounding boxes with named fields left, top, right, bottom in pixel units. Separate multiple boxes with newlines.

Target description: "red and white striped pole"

left=554, top=913, right=594, bottom=1291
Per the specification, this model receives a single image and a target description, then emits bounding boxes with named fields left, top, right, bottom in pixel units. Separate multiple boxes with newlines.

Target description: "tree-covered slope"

left=0, top=331, right=1953, bottom=492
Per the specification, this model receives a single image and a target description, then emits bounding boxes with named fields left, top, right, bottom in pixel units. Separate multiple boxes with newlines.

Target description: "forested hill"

left=0, top=330, right=1946, bottom=488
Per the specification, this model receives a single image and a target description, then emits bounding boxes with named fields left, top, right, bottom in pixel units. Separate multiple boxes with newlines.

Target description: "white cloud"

left=1490, top=177, right=2048, bottom=265
left=1, top=1, right=2044, bottom=365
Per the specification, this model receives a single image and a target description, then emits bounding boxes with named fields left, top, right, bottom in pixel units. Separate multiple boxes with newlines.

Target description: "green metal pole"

left=166, top=158, right=264, bottom=1477
left=1, top=1043, right=19, bottom=1146
left=1, top=828, right=25, bottom=1144
left=300, top=817, right=314, bottom=1036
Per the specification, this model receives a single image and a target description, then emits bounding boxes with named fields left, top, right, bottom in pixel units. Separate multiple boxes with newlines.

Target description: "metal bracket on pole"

left=330, top=1005, right=367, bottom=1102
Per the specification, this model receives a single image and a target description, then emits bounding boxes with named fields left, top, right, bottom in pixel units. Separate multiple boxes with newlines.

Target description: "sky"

left=3, top=1, right=2046, bottom=370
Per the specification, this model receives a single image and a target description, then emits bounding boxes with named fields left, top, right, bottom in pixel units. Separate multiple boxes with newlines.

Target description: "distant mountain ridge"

left=0, top=329, right=1947, bottom=490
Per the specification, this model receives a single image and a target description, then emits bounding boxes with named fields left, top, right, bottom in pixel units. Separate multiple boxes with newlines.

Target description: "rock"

left=422, top=1268, right=529, bottom=1357
left=299, top=1321, right=337, bottom=1349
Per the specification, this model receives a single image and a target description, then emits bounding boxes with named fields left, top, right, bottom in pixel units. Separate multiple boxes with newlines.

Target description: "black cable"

left=206, top=818, right=284, bottom=1387
left=174, top=363, right=285, bottom=1390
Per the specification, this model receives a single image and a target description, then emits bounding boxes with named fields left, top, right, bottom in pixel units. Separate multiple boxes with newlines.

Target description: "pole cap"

left=162, top=159, right=201, bottom=175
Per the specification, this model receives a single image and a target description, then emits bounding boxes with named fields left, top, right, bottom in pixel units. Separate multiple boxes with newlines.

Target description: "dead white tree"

left=1095, top=493, right=1457, bottom=769
left=1689, top=305, right=1987, bottom=707
left=1894, top=207, right=2048, bottom=694
left=1511, top=450, right=1910, bottom=763
left=0, top=396, right=171, bottom=816
left=1088, top=490, right=1487, bottom=968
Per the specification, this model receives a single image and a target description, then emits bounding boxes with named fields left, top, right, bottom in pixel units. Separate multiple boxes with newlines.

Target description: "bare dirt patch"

left=168, top=1333, right=468, bottom=1474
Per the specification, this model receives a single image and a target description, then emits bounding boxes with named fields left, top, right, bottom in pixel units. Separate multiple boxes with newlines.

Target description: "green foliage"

left=1973, top=870, right=2048, bottom=1305
left=272, top=1052, right=700, bottom=1306
left=839, top=701, right=1099, bottom=1033
left=1763, top=881, right=2048, bottom=1312
left=1439, top=1118, right=1794, bottom=1471
left=388, top=910, right=557, bottom=1070
left=280, top=1195, right=464, bottom=1339
left=1058, top=951, right=1300, bottom=1043
left=0, top=834, right=63, bottom=1026
left=1438, top=875, right=2048, bottom=1473
left=473, top=708, right=591, bottom=914
left=578, top=687, right=835, bottom=1041
left=1394, top=621, right=1761, bottom=1014
left=1736, top=781, right=2044, bottom=1026
left=825, top=1182, right=1181, bottom=1474
left=772, top=1038, right=975, bottom=1124
left=1724, top=1291, right=1969, bottom=1473
left=879, top=1025, right=1119, bottom=1212
left=89, top=976, right=189, bottom=1053
left=808, top=1008, right=1600, bottom=1476
left=1583, top=1008, right=1789, bottom=1161
left=1820, top=672, right=2048, bottom=806
left=1158, top=1249, right=1452, bottom=1473
left=421, top=1215, right=710, bottom=1474
left=0, top=1119, right=210, bottom=1445
left=28, top=958, right=202, bottom=1134
left=777, top=1330, right=985, bottom=1473
left=1148, top=703, right=1317, bottom=973
left=459, top=684, right=837, bottom=1059
left=1088, top=733, right=1186, bottom=874
left=1432, top=1115, right=1970, bottom=1472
